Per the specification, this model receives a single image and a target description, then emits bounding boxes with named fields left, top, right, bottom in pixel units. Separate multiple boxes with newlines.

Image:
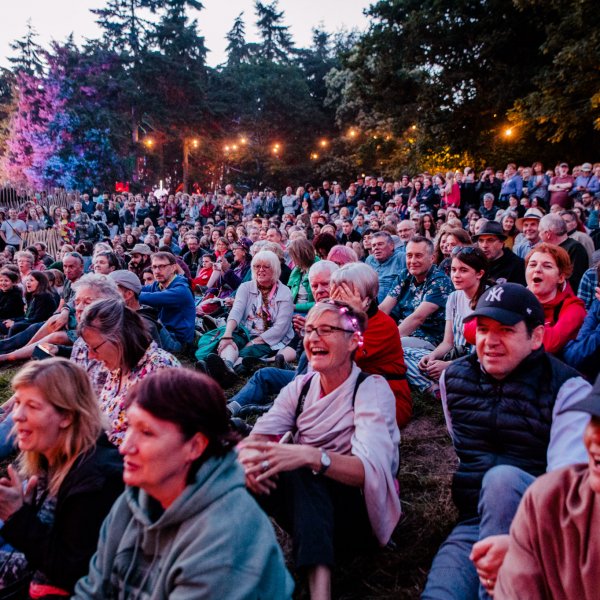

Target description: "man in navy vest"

left=423, top=283, right=590, bottom=600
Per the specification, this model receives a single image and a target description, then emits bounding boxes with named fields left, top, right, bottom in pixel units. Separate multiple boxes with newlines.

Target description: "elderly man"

left=479, top=193, right=498, bottom=221
left=514, top=208, right=543, bottom=259
left=473, top=221, right=526, bottom=285
left=397, top=219, right=416, bottom=247
left=380, top=236, right=452, bottom=349
left=365, top=231, right=406, bottom=302
left=422, top=283, right=590, bottom=600
left=539, top=213, right=588, bottom=290
left=225, top=260, right=340, bottom=417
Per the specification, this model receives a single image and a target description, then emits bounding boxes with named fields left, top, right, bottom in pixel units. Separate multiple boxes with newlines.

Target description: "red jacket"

left=357, top=309, right=412, bottom=427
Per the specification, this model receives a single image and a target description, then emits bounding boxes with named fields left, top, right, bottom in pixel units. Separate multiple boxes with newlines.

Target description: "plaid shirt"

left=577, top=267, right=598, bottom=310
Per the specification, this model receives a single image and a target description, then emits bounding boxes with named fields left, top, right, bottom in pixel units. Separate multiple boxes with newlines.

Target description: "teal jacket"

left=74, top=452, right=293, bottom=599
left=287, top=258, right=319, bottom=313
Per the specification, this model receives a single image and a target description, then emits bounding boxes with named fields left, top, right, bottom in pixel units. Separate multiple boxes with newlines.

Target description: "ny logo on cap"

left=485, top=287, right=504, bottom=303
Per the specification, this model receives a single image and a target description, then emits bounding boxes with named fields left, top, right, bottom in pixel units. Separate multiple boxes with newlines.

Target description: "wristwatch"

left=312, top=448, right=331, bottom=476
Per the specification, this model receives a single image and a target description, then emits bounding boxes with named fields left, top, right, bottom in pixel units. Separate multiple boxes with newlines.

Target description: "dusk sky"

left=0, top=0, right=370, bottom=68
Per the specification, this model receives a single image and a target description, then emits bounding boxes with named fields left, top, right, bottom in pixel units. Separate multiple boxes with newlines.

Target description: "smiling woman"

left=238, top=300, right=401, bottom=600
left=0, top=358, right=123, bottom=598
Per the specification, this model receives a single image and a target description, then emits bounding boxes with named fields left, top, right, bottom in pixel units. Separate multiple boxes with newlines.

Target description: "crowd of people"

left=0, top=159, right=598, bottom=599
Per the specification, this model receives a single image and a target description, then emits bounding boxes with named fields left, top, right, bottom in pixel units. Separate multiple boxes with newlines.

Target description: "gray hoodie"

left=73, top=451, right=293, bottom=599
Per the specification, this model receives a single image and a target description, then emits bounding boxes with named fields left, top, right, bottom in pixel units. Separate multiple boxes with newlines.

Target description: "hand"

left=0, top=465, right=38, bottom=521
left=595, top=286, right=600, bottom=303
left=47, top=311, right=69, bottom=333
left=292, top=314, right=306, bottom=335
left=418, top=354, right=432, bottom=371
left=237, top=445, right=278, bottom=495
left=239, top=439, right=319, bottom=482
left=426, top=359, right=451, bottom=379
left=224, top=297, right=234, bottom=307
left=470, top=534, right=510, bottom=596
left=217, top=337, right=235, bottom=352
left=330, top=282, right=364, bottom=313
left=220, top=257, right=230, bottom=272
left=3, top=320, right=14, bottom=329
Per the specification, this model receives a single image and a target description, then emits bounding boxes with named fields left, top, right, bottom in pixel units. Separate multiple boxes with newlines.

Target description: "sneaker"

left=230, top=417, right=253, bottom=437
left=205, top=354, right=240, bottom=389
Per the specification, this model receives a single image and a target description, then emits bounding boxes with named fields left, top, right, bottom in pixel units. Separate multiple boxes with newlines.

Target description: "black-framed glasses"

left=451, top=245, right=477, bottom=256
left=301, top=325, right=356, bottom=338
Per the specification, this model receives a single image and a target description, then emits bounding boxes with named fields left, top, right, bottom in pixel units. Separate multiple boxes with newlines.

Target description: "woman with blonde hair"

left=0, top=359, right=123, bottom=598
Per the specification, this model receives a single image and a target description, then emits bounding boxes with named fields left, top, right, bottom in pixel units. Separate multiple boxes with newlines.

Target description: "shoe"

left=241, top=356, right=262, bottom=371
left=205, top=354, right=240, bottom=389
left=274, top=354, right=293, bottom=371
left=237, top=402, right=273, bottom=418
left=230, top=417, right=253, bottom=437
left=194, top=360, right=207, bottom=374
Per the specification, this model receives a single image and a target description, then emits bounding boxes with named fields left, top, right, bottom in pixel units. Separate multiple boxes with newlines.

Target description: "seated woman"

left=3, top=271, right=57, bottom=337
left=74, top=369, right=292, bottom=599
left=405, top=247, right=489, bottom=396
left=288, top=237, right=319, bottom=314
left=238, top=301, right=400, bottom=600
left=525, top=243, right=586, bottom=355
left=204, top=239, right=251, bottom=292
left=202, top=250, right=294, bottom=387
left=494, top=381, right=600, bottom=599
left=330, top=262, right=412, bottom=427
left=0, top=358, right=123, bottom=597
left=78, top=297, right=180, bottom=445
left=0, top=269, right=24, bottom=331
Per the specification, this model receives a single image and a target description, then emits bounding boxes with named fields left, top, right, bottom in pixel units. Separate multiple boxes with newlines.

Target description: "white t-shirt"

left=445, top=289, right=473, bottom=348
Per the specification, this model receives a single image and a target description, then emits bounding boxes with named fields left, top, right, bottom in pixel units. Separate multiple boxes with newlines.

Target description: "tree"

left=508, top=0, right=600, bottom=158
left=9, top=20, right=45, bottom=77
left=328, top=0, right=551, bottom=171
left=254, top=1, right=294, bottom=63
left=225, top=12, right=250, bottom=66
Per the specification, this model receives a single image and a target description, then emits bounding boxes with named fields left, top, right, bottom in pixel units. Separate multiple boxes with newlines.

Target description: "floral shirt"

left=387, top=266, right=453, bottom=346
left=100, top=342, right=180, bottom=445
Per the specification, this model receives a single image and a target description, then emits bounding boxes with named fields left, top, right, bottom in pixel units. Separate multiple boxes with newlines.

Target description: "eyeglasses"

left=301, top=325, right=356, bottom=338
left=254, top=264, right=272, bottom=271
left=89, top=339, right=109, bottom=353
left=151, top=263, right=173, bottom=270
left=451, top=246, right=477, bottom=256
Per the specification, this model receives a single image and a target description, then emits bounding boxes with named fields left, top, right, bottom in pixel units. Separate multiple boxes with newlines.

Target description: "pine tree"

left=225, top=12, right=249, bottom=66
left=9, top=20, right=45, bottom=76
left=254, top=1, right=294, bottom=63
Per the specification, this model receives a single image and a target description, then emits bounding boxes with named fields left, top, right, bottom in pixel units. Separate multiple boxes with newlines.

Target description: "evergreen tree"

left=225, top=12, right=249, bottom=66
left=254, top=1, right=294, bottom=63
left=9, top=20, right=45, bottom=76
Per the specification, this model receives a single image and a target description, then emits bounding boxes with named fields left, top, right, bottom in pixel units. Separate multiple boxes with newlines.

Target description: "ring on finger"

left=261, top=459, right=270, bottom=472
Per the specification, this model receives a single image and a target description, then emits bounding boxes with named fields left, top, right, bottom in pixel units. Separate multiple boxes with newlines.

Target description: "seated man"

left=365, top=231, right=406, bottom=302
left=472, top=221, right=526, bottom=285
left=380, top=236, right=452, bottom=350
left=139, top=251, right=196, bottom=352
left=422, top=283, right=590, bottom=600
left=494, top=378, right=599, bottom=599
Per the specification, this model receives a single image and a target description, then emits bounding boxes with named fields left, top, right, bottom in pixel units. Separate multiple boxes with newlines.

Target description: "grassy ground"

left=0, top=361, right=457, bottom=599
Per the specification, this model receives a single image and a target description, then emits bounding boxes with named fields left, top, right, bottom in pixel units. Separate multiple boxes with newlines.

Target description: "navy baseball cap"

left=464, top=283, right=545, bottom=327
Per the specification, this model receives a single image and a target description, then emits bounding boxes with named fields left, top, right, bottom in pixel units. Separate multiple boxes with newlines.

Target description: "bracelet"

left=221, top=336, right=233, bottom=340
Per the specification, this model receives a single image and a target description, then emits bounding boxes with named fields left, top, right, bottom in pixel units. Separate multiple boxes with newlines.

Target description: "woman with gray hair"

left=78, top=297, right=180, bottom=445
left=203, top=250, right=294, bottom=388
left=330, top=262, right=412, bottom=426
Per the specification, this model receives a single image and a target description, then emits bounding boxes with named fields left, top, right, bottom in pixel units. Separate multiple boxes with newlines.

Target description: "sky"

left=0, top=0, right=370, bottom=69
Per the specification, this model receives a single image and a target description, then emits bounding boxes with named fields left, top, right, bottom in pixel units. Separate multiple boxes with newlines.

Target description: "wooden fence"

left=19, top=229, right=63, bottom=257
left=0, top=184, right=79, bottom=211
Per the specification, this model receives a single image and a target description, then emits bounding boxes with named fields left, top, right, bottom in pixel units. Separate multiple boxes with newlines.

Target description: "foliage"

left=254, top=1, right=294, bottom=63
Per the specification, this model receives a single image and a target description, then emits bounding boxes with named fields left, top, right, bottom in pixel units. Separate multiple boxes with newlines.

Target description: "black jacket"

left=0, top=288, right=24, bottom=320
left=560, top=237, right=589, bottom=292
left=445, top=349, right=578, bottom=519
left=489, top=248, right=526, bottom=286
left=1, top=435, right=123, bottom=593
